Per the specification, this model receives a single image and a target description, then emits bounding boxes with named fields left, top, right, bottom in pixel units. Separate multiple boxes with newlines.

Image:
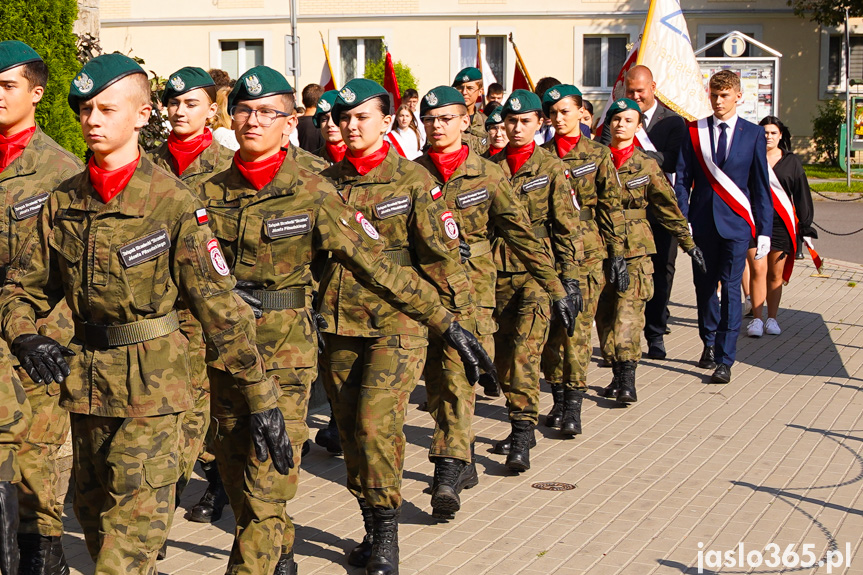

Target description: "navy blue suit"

left=674, top=116, right=772, bottom=367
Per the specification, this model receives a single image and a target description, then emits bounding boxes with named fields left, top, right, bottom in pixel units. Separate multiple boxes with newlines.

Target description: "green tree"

left=364, top=57, right=419, bottom=98
left=788, top=0, right=863, bottom=26
left=0, top=0, right=87, bottom=157
left=812, top=99, right=845, bottom=165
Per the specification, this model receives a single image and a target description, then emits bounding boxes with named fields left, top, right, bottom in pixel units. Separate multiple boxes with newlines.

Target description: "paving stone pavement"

left=61, top=257, right=863, bottom=575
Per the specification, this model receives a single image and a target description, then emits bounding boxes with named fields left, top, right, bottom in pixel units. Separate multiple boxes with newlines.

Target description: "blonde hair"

left=395, top=104, right=421, bottom=148
left=211, top=86, right=233, bottom=129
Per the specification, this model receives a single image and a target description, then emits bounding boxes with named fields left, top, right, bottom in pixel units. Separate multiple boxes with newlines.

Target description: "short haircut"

left=128, top=73, right=151, bottom=107
left=20, top=60, right=49, bottom=90
left=709, top=70, right=740, bottom=92
left=534, top=76, right=560, bottom=99
left=487, top=82, right=504, bottom=96
left=301, top=83, right=323, bottom=108
left=207, top=68, right=232, bottom=89
left=403, top=88, right=419, bottom=100
left=282, top=92, right=297, bottom=114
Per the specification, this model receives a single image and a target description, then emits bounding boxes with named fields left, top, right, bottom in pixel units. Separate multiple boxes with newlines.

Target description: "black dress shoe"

left=711, top=364, right=731, bottom=383
left=646, top=338, right=666, bottom=359
left=697, top=345, right=716, bottom=369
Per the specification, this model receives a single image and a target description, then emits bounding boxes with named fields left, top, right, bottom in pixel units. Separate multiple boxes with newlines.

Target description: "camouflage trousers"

left=16, top=367, right=69, bottom=536
left=174, top=385, right=209, bottom=501
left=596, top=256, right=655, bottom=363
left=71, top=412, right=182, bottom=575
left=494, top=272, right=551, bottom=425
left=0, top=354, right=30, bottom=484
left=322, top=333, right=427, bottom=509
left=210, top=365, right=312, bottom=575
left=425, top=311, right=495, bottom=463
left=541, top=254, right=605, bottom=390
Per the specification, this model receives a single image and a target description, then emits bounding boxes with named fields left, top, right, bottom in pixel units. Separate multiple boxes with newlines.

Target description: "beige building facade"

left=99, top=0, right=856, bottom=160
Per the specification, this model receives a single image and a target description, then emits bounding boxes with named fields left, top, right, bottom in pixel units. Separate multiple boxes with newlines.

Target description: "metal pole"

left=291, top=0, right=299, bottom=90
left=847, top=7, right=852, bottom=188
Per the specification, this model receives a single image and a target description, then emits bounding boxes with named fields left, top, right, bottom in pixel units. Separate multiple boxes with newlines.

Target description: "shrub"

left=812, top=98, right=845, bottom=165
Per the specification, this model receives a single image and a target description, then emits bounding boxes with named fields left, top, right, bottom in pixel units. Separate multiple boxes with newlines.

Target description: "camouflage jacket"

left=0, top=127, right=80, bottom=358
left=313, top=144, right=338, bottom=167
left=463, top=110, right=489, bottom=155
left=414, top=148, right=568, bottom=313
left=199, top=155, right=456, bottom=371
left=488, top=145, right=584, bottom=281
left=150, top=137, right=235, bottom=188
left=288, top=144, right=329, bottom=173
left=0, top=151, right=278, bottom=417
left=542, top=136, right=626, bottom=259
left=616, top=149, right=695, bottom=258
left=320, top=146, right=474, bottom=337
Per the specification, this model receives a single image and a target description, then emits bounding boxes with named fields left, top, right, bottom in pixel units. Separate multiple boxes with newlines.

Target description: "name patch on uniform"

left=522, top=176, right=550, bottom=193
left=456, top=188, right=489, bottom=209
left=355, top=212, right=380, bottom=240
left=118, top=230, right=171, bottom=268
left=374, top=196, right=411, bottom=219
left=207, top=238, right=230, bottom=276
left=572, top=162, right=597, bottom=178
left=12, top=193, right=50, bottom=221
left=440, top=211, right=460, bottom=240
left=626, top=175, right=650, bottom=189
left=265, top=214, right=311, bottom=238
left=55, top=209, right=85, bottom=222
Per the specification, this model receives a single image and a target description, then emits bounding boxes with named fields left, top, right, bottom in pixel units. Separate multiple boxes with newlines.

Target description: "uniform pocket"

left=144, top=452, right=180, bottom=489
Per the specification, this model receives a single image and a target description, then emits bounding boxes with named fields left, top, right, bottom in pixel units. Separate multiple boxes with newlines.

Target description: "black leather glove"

left=552, top=298, right=576, bottom=338
left=312, top=310, right=328, bottom=354
left=687, top=246, right=707, bottom=275
left=233, top=280, right=263, bottom=319
left=443, top=321, right=496, bottom=386
left=0, top=482, right=19, bottom=575
left=478, top=372, right=500, bottom=397
left=250, top=407, right=294, bottom=475
left=458, top=238, right=472, bottom=263
left=606, top=256, right=630, bottom=292
left=11, top=334, right=74, bottom=385
left=561, top=278, right=584, bottom=314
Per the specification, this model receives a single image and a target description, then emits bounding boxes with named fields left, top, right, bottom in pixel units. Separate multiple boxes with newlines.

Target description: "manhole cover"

left=531, top=481, right=576, bottom=491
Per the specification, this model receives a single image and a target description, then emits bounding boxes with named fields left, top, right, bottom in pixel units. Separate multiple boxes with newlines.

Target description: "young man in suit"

left=674, top=70, right=772, bottom=384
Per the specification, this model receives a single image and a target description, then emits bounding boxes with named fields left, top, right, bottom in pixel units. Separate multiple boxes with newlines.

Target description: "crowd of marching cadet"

left=0, top=38, right=815, bottom=575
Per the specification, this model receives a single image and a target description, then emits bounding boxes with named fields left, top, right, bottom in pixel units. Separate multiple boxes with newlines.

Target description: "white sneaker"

left=743, top=296, right=752, bottom=316
left=747, top=318, right=764, bottom=337
left=764, top=318, right=781, bottom=335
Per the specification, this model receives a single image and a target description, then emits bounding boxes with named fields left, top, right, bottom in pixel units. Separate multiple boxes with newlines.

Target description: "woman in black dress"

left=746, top=116, right=815, bottom=336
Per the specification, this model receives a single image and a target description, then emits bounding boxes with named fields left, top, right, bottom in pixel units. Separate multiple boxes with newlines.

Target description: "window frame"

left=327, top=28, right=393, bottom=88
left=449, top=26, right=514, bottom=92
left=209, top=30, right=273, bottom=79
left=573, top=23, right=640, bottom=98
left=820, top=23, right=863, bottom=98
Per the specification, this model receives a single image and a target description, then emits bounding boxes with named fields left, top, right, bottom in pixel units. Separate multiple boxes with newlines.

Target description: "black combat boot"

left=616, top=361, right=638, bottom=404
left=430, top=453, right=479, bottom=518
left=18, top=532, right=71, bottom=575
left=560, top=389, right=584, bottom=436
left=314, top=402, right=343, bottom=456
left=0, top=483, right=18, bottom=575
left=492, top=428, right=536, bottom=455
left=187, top=462, right=229, bottom=523
left=347, top=499, right=374, bottom=567
left=273, top=551, right=298, bottom=575
left=544, top=384, right=564, bottom=428
left=366, top=507, right=399, bottom=575
left=600, top=362, right=621, bottom=398
left=47, top=538, right=67, bottom=575
left=505, top=421, right=534, bottom=472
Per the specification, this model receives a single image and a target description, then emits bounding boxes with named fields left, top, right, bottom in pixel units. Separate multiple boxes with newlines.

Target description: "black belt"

left=250, top=288, right=306, bottom=310
left=579, top=207, right=594, bottom=221
left=74, top=311, right=180, bottom=349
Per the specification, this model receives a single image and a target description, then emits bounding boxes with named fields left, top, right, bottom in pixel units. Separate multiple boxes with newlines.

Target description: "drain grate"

left=531, top=481, right=576, bottom=491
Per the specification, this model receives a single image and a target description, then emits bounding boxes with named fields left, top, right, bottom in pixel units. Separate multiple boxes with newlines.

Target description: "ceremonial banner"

left=319, top=32, right=336, bottom=91
left=383, top=51, right=401, bottom=111
left=509, top=34, right=535, bottom=92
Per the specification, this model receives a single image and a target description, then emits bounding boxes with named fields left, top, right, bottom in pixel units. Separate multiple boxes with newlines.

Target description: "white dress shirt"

left=642, top=100, right=659, bottom=129
left=712, top=112, right=738, bottom=160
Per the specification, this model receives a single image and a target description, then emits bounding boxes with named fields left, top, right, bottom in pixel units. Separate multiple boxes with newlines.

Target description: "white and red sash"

left=768, top=164, right=798, bottom=283
left=689, top=118, right=755, bottom=238
left=636, top=128, right=676, bottom=185
left=385, top=133, right=406, bottom=158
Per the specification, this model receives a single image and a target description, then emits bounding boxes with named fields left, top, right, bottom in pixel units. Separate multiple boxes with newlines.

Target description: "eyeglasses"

left=230, top=105, right=291, bottom=127
left=421, top=114, right=465, bottom=126
left=457, top=85, right=480, bottom=94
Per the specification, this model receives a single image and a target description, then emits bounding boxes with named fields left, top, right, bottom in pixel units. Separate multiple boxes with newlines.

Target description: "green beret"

left=500, top=89, right=541, bottom=118
left=331, top=78, right=388, bottom=121
left=161, top=66, right=215, bottom=106
left=604, top=97, right=643, bottom=124
left=0, top=41, right=42, bottom=74
left=541, top=84, right=583, bottom=117
left=68, top=53, right=146, bottom=112
left=228, top=65, right=294, bottom=109
left=420, top=86, right=466, bottom=117
left=313, top=89, right=339, bottom=128
left=485, top=106, right=504, bottom=129
left=452, top=67, right=482, bottom=86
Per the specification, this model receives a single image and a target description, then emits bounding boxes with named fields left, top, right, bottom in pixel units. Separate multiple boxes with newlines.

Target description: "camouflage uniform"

left=595, top=149, right=694, bottom=362
left=487, top=145, right=582, bottom=423
left=1, top=128, right=80, bottom=536
left=313, top=144, right=340, bottom=167
left=319, top=146, right=474, bottom=509
left=540, top=136, right=625, bottom=390
left=288, top=143, right=329, bottom=173
left=0, top=152, right=278, bottom=575
left=464, top=111, right=489, bottom=155
left=414, top=149, right=568, bottom=462
left=200, top=153, right=457, bottom=573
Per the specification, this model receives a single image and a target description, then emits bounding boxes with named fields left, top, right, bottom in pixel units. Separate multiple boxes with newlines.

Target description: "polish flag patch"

left=430, top=186, right=443, bottom=200
left=195, top=208, right=209, bottom=225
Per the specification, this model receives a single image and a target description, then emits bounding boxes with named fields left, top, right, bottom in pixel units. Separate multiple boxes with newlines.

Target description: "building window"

left=827, top=34, right=863, bottom=88
left=339, top=38, right=383, bottom=85
left=583, top=35, right=628, bottom=89
left=459, top=36, right=506, bottom=88
left=220, top=40, right=263, bottom=79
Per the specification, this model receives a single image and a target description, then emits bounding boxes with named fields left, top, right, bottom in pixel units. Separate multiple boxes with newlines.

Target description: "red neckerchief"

left=234, top=149, right=287, bottom=191
left=326, top=142, right=346, bottom=163
left=611, top=143, right=635, bottom=170
left=505, top=141, right=536, bottom=175
left=346, top=142, right=390, bottom=176
left=428, top=145, right=469, bottom=183
left=167, top=129, right=212, bottom=176
left=554, top=133, right=581, bottom=159
left=88, top=155, right=139, bottom=204
left=0, top=126, right=36, bottom=172
left=489, top=146, right=505, bottom=156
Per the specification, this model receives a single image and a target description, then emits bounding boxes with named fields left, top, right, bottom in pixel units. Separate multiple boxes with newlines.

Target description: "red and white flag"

left=509, top=34, right=534, bottom=92
left=320, top=32, right=336, bottom=91
left=383, top=51, right=401, bottom=112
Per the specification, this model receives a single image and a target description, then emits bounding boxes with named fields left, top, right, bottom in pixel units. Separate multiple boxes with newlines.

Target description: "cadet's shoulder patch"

left=626, top=175, right=650, bottom=189
left=374, top=196, right=411, bottom=219
left=564, top=169, right=571, bottom=179
left=265, top=214, right=312, bottom=238
left=522, top=175, right=550, bottom=192
left=430, top=186, right=443, bottom=200
left=119, top=230, right=171, bottom=268
left=440, top=211, right=459, bottom=240
left=12, top=192, right=50, bottom=221
left=207, top=238, right=230, bottom=276
left=456, top=188, right=489, bottom=209
left=195, top=208, right=209, bottom=225
left=571, top=162, right=597, bottom=178
left=570, top=189, right=580, bottom=209
left=355, top=211, right=379, bottom=240
left=481, top=138, right=488, bottom=146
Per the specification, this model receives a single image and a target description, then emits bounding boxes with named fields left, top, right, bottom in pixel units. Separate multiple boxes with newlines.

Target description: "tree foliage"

left=812, top=99, right=845, bottom=166
left=0, top=0, right=87, bottom=157
left=788, top=0, right=863, bottom=26
left=364, top=57, right=419, bottom=95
